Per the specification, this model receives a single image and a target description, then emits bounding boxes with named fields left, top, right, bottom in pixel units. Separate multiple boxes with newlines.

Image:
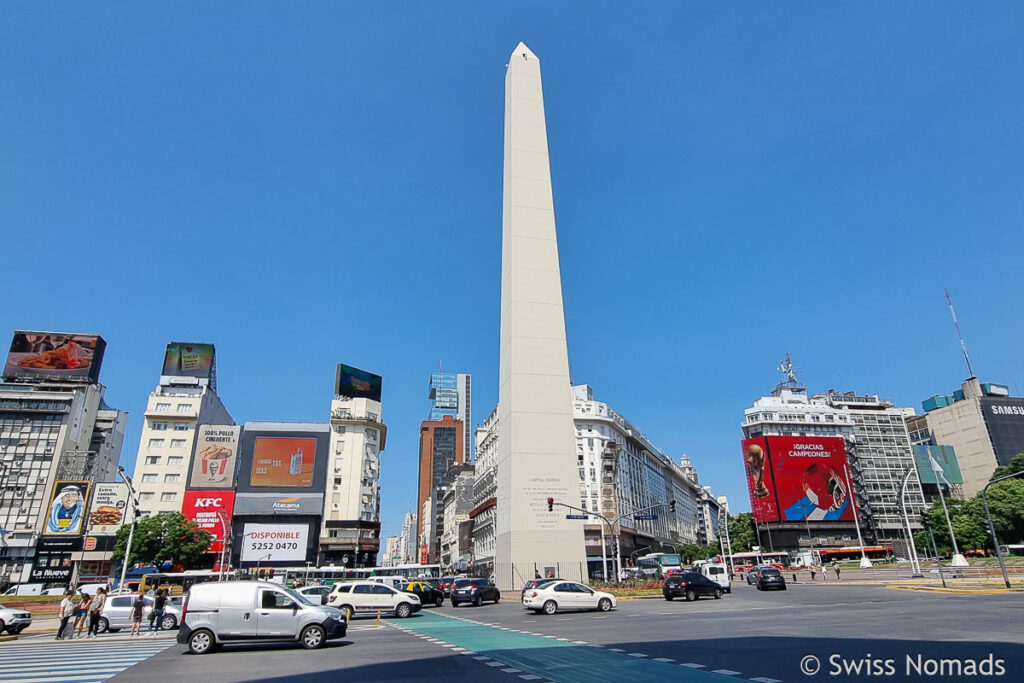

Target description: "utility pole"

left=117, top=467, right=140, bottom=592
left=982, top=470, right=1024, bottom=589
left=844, top=464, right=872, bottom=568
left=899, top=467, right=923, bottom=577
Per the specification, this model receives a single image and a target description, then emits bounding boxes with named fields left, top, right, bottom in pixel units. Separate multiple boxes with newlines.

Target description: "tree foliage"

left=724, top=513, right=757, bottom=553
left=991, top=452, right=1024, bottom=482
left=112, top=512, right=212, bottom=569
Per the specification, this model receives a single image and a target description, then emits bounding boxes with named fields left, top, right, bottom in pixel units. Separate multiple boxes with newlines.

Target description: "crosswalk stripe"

left=0, top=640, right=173, bottom=683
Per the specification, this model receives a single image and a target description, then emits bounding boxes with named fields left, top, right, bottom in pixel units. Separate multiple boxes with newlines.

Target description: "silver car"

left=97, top=594, right=182, bottom=633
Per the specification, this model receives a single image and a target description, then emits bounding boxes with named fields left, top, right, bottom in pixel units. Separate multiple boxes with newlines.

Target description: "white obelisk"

left=495, top=43, right=587, bottom=589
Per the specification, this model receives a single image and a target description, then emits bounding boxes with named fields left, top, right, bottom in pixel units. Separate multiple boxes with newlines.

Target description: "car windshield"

left=453, top=579, right=476, bottom=588
left=761, top=569, right=781, bottom=577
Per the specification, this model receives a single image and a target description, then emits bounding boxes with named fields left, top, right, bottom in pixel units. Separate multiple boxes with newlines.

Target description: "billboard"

left=913, top=446, right=963, bottom=485
left=980, top=397, right=1024, bottom=467
left=240, top=523, right=309, bottom=563
left=249, top=437, right=317, bottom=488
left=88, top=482, right=130, bottom=536
left=161, top=342, right=215, bottom=380
left=4, top=331, right=106, bottom=383
left=43, top=480, right=91, bottom=536
left=335, top=363, right=382, bottom=402
left=741, top=437, right=780, bottom=523
left=182, top=490, right=235, bottom=553
left=742, top=436, right=856, bottom=524
left=233, top=493, right=324, bottom=515
left=188, top=425, right=241, bottom=488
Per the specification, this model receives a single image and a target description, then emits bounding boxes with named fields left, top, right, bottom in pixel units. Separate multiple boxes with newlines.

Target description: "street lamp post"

left=256, top=553, right=272, bottom=576
left=216, top=511, right=230, bottom=582
left=116, top=467, right=140, bottom=593
left=982, top=470, right=1024, bottom=590
left=899, top=467, right=923, bottom=577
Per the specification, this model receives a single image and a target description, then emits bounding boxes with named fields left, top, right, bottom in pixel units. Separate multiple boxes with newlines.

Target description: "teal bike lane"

left=390, top=611, right=745, bottom=683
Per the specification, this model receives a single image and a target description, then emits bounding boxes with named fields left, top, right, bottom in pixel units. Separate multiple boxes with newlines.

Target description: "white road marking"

left=654, top=657, right=675, bottom=662
left=711, top=669, right=741, bottom=676
left=681, top=663, right=707, bottom=669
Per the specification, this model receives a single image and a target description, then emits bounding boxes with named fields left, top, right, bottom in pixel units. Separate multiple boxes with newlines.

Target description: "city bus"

left=636, top=553, right=682, bottom=578
left=816, top=546, right=894, bottom=563
left=721, top=551, right=791, bottom=572
left=139, top=571, right=225, bottom=595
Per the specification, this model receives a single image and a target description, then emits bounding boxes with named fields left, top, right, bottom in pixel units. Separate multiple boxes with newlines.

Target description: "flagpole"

left=930, top=455, right=968, bottom=567
left=843, top=464, right=872, bottom=568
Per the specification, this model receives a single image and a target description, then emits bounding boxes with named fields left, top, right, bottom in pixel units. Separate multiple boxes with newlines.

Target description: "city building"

left=438, top=464, right=475, bottom=571
left=469, top=412, right=498, bottom=577
left=131, top=343, right=234, bottom=517
left=0, top=331, right=127, bottom=586
left=398, top=512, right=417, bottom=565
left=416, top=415, right=465, bottom=560
left=906, top=413, right=966, bottom=502
left=323, top=364, right=386, bottom=566
left=428, top=372, right=472, bottom=462
left=919, top=378, right=1024, bottom=497
left=381, top=536, right=401, bottom=567
left=741, top=360, right=927, bottom=558
left=494, top=42, right=587, bottom=588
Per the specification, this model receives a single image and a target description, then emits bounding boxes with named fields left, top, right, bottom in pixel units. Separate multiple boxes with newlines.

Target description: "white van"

left=697, top=563, right=731, bottom=594
left=367, top=576, right=406, bottom=589
left=2, top=583, right=44, bottom=596
left=177, top=580, right=347, bottom=654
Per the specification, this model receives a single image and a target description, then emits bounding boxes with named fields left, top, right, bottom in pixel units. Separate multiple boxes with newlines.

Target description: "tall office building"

left=416, top=416, right=464, bottom=561
left=0, top=331, right=126, bottom=586
left=131, top=343, right=233, bottom=517
left=920, top=378, right=1024, bottom=497
left=428, top=372, right=472, bottom=462
left=398, top=512, right=418, bottom=564
left=494, top=42, right=587, bottom=587
left=323, top=364, right=386, bottom=566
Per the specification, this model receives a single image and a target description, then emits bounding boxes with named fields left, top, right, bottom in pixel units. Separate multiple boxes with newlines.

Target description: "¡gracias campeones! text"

left=787, top=443, right=833, bottom=458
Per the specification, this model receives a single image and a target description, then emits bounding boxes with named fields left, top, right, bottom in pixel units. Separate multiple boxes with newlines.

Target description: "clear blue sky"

left=3, top=3, right=1023, bottom=544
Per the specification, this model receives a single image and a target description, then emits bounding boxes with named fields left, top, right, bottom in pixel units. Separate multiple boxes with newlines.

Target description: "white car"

left=0, top=603, right=32, bottom=634
left=325, top=580, right=422, bottom=620
left=522, top=581, right=616, bottom=615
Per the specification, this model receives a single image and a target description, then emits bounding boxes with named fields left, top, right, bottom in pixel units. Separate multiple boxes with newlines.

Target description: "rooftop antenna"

left=777, top=352, right=800, bottom=386
left=945, top=288, right=975, bottom=379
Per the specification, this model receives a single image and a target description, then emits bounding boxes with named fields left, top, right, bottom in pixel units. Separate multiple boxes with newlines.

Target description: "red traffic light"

left=547, top=497, right=554, bottom=512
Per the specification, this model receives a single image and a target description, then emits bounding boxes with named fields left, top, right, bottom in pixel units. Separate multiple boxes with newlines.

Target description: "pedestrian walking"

left=833, top=561, right=841, bottom=580
left=130, top=590, right=146, bottom=637
left=56, top=590, right=76, bottom=640
left=74, top=592, right=92, bottom=638
left=88, top=587, right=107, bottom=638
left=148, top=589, right=167, bottom=635
left=810, top=567, right=816, bottom=581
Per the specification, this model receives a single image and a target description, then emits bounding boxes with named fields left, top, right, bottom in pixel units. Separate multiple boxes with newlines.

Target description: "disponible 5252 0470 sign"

left=240, top=523, right=308, bottom=563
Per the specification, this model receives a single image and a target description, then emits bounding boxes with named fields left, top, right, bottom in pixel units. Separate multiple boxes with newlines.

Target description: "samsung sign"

left=990, top=405, right=1024, bottom=416
left=980, top=397, right=1024, bottom=467
left=233, top=493, right=324, bottom=515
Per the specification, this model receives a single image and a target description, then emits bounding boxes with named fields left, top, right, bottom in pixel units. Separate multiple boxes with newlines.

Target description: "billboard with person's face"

left=44, top=480, right=91, bottom=535
left=249, top=437, right=317, bottom=488
left=4, top=331, right=106, bottom=383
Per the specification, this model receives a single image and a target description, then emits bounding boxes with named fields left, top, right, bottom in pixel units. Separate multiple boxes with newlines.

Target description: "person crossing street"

left=56, top=590, right=76, bottom=640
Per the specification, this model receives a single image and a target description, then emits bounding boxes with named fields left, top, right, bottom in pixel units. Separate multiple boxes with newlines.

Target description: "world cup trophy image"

left=744, top=444, right=770, bottom=498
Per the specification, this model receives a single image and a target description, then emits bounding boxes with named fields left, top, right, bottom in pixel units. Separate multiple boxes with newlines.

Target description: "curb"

left=884, top=584, right=1024, bottom=594
left=0, top=635, right=18, bottom=642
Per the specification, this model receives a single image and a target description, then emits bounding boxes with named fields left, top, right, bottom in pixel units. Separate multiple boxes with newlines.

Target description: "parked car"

left=297, top=585, right=332, bottom=605
left=326, top=580, right=421, bottom=620
left=2, top=583, right=44, bottom=597
left=0, top=603, right=32, bottom=634
left=97, top=594, right=183, bottom=632
left=663, top=572, right=722, bottom=601
left=366, top=576, right=406, bottom=589
left=438, top=576, right=458, bottom=597
left=451, top=578, right=500, bottom=607
left=754, top=567, right=787, bottom=591
left=520, top=577, right=563, bottom=600
left=400, top=581, right=444, bottom=607
left=522, top=581, right=615, bottom=615
left=178, top=581, right=347, bottom=654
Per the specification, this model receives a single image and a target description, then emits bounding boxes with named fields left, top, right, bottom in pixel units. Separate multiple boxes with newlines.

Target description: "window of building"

left=167, top=456, right=184, bottom=466
left=148, top=439, right=165, bottom=448
left=160, top=492, right=177, bottom=502
left=164, top=474, right=180, bottom=484
left=145, top=456, right=161, bottom=465
left=176, top=404, right=191, bottom=414
left=170, top=439, right=186, bottom=448
left=155, top=403, right=171, bottom=412
left=150, top=422, right=167, bottom=431
left=140, top=492, right=155, bottom=501
left=141, top=474, right=157, bottom=483
left=173, top=423, right=189, bottom=431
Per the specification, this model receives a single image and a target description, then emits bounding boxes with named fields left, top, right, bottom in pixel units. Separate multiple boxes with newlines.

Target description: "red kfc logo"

left=194, top=497, right=224, bottom=508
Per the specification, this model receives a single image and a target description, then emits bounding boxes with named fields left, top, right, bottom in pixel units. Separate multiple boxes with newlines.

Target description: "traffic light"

left=670, top=500, right=676, bottom=513
left=919, top=512, right=931, bottom=530
left=547, top=497, right=554, bottom=512
left=269, top=568, right=275, bottom=578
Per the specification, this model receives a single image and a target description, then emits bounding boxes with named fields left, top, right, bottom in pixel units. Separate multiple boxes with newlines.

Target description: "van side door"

left=257, top=588, right=300, bottom=638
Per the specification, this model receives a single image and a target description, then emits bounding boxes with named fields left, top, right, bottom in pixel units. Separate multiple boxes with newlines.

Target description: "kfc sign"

left=182, top=490, right=235, bottom=553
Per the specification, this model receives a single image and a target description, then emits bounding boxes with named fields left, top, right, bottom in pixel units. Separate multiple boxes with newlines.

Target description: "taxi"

left=400, top=580, right=445, bottom=607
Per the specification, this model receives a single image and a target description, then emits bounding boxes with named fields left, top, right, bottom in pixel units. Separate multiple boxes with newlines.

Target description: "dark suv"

left=663, top=572, right=722, bottom=601
left=755, top=567, right=787, bottom=591
left=451, top=578, right=501, bottom=607
left=439, top=577, right=458, bottom=597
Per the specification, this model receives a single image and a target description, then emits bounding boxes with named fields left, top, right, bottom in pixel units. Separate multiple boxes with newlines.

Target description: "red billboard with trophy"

left=742, top=436, right=856, bottom=524
left=741, top=437, right=780, bottom=522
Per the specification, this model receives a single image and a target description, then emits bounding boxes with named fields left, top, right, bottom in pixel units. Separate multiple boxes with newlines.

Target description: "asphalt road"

left=108, top=583, right=1024, bottom=683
